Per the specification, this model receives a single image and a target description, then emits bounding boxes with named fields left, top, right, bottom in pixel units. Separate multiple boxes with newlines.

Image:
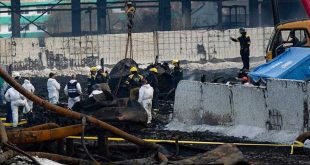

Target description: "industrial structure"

left=0, top=0, right=306, bottom=38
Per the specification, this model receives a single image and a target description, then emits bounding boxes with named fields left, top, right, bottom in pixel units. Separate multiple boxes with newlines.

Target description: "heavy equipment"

left=265, top=0, right=310, bottom=61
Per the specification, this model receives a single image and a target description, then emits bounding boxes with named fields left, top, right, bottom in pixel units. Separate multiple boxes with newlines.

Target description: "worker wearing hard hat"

left=47, top=72, right=61, bottom=104
left=230, top=28, right=251, bottom=71
left=5, top=72, right=30, bottom=127
left=146, top=67, right=159, bottom=110
left=171, top=60, right=183, bottom=88
left=126, top=1, right=135, bottom=29
left=87, top=66, right=97, bottom=95
left=95, top=65, right=111, bottom=93
left=126, top=67, right=143, bottom=101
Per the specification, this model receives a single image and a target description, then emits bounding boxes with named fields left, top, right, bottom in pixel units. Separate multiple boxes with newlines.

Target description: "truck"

left=265, top=20, right=310, bottom=61
left=265, top=0, right=310, bottom=61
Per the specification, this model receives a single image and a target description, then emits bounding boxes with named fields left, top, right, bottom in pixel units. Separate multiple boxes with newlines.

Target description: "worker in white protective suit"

left=64, top=75, right=82, bottom=109
left=22, top=77, right=35, bottom=111
left=138, top=79, right=154, bottom=124
left=47, top=72, right=60, bottom=104
left=5, top=73, right=30, bottom=127
left=89, top=84, right=103, bottom=98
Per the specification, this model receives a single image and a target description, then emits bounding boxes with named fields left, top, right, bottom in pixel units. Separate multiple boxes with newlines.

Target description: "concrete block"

left=174, top=80, right=203, bottom=124
left=266, top=79, right=306, bottom=131
left=232, top=85, right=268, bottom=128
left=202, top=83, right=233, bottom=125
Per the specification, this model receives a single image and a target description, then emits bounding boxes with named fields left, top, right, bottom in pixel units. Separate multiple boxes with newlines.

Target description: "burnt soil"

left=2, top=69, right=310, bottom=165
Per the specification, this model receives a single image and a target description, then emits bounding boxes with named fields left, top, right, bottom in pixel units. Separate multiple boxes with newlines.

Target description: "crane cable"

left=124, top=0, right=136, bottom=63
left=113, top=0, right=136, bottom=97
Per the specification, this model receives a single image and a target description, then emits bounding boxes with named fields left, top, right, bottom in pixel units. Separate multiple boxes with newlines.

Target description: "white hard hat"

left=12, top=71, right=20, bottom=78
left=96, top=65, right=102, bottom=71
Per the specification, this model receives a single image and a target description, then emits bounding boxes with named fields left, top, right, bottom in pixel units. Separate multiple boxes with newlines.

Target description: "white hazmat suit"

left=5, top=88, right=30, bottom=127
left=47, top=78, right=60, bottom=104
left=138, top=84, right=154, bottom=124
left=22, top=79, right=35, bottom=110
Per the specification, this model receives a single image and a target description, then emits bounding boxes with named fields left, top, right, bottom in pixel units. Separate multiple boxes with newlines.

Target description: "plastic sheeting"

left=249, top=47, right=310, bottom=82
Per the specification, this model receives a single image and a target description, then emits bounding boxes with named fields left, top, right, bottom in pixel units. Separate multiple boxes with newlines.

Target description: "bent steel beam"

left=0, top=67, right=158, bottom=149
left=10, top=123, right=60, bottom=132
left=7, top=124, right=83, bottom=145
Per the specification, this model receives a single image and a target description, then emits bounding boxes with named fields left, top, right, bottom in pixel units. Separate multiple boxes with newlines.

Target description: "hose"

left=81, top=116, right=97, bottom=162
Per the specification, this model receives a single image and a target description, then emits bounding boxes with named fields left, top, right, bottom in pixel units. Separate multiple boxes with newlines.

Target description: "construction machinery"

left=265, top=0, right=310, bottom=61
left=265, top=20, right=310, bottom=61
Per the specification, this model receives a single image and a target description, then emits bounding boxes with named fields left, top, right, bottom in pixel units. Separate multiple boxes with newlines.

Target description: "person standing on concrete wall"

left=47, top=72, right=60, bottom=104
left=138, top=79, right=154, bottom=125
left=230, top=28, right=251, bottom=71
left=171, top=60, right=184, bottom=88
left=64, top=75, right=82, bottom=109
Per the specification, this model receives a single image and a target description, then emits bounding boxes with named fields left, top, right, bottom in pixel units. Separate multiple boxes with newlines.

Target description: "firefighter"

left=95, top=65, right=111, bottom=93
left=230, top=28, right=251, bottom=71
left=64, top=75, right=82, bottom=109
left=125, top=67, right=143, bottom=101
left=87, top=67, right=97, bottom=95
left=146, top=67, right=159, bottom=110
left=171, top=60, right=183, bottom=88
left=126, top=1, right=136, bottom=29
left=47, top=72, right=60, bottom=104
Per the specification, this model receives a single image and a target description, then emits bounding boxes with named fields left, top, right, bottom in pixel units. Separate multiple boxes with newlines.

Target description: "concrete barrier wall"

left=266, top=79, right=306, bottom=131
left=174, top=79, right=310, bottom=132
left=202, top=83, right=233, bottom=125
left=232, top=85, right=267, bottom=128
left=173, top=81, right=203, bottom=125
left=0, top=27, right=273, bottom=68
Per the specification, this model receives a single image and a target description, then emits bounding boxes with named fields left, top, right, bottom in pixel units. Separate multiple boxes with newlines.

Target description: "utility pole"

left=72, top=0, right=81, bottom=36
left=271, top=0, right=280, bottom=26
left=158, top=0, right=171, bottom=31
left=182, top=0, right=191, bottom=30
left=97, top=0, right=107, bottom=34
left=85, top=7, right=92, bottom=34
left=11, top=0, right=21, bottom=38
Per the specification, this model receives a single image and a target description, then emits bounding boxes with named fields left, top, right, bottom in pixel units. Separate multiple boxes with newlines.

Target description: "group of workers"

left=4, top=72, right=34, bottom=127
left=124, top=60, right=183, bottom=124
left=3, top=59, right=183, bottom=127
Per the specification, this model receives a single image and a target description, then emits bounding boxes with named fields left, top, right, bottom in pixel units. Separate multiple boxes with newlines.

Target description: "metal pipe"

left=0, top=67, right=158, bottom=149
left=29, top=152, right=99, bottom=165
left=10, top=123, right=60, bottom=132
left=7, top=124, right=83, bottom=145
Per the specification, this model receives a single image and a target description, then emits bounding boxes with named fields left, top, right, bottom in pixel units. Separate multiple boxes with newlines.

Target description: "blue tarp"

left=249, top=47, right=310, bottom=82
